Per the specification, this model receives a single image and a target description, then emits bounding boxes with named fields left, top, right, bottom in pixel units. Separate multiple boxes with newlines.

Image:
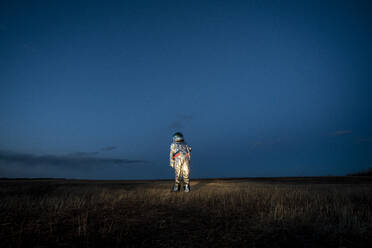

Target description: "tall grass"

left=0, top=179, right=371, bottom=247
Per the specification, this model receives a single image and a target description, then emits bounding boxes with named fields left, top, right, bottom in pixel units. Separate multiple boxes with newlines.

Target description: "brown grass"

left=0, top=177, right=372, bottom=247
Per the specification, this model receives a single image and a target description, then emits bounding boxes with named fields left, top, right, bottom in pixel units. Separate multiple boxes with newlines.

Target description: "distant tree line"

left=347, top=167, right=372, bottom=176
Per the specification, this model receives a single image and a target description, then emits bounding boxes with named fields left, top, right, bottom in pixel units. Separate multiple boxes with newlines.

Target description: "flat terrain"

left=1, top=177, right=372, bottom=247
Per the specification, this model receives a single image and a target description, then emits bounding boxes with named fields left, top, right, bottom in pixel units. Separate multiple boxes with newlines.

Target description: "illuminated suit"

left=170, top=133, right=191, bottom=192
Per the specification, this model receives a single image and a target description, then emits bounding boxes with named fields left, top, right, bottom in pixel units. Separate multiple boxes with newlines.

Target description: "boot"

left=184, top=184, right=190, bottom=192
left=172, top=183, right=180, bottom=192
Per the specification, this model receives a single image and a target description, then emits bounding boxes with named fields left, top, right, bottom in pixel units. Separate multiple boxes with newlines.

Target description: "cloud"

left=0, top=150, right=148, bottom=170
left=23, top=43, right=38, bottom=53
left=68, top=151, right=100, bottom=157
left=330, top=130, right=352, bottom=136
left=66, top=146, right=117, bottom=156
left=251, top=138, right=281, bottom=148
left=169, top=115, right=193, bottom=129
left=101, top=146, right=117, bottom=151
left=354, top=138, right=372, bottom=144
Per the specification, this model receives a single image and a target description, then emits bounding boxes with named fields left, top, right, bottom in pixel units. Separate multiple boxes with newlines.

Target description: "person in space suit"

left=169, top=132, right=192, bottom=192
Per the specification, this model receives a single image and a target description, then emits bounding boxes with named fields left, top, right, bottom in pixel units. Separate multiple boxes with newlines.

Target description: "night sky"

left=1, top=0, right=371, bottom=179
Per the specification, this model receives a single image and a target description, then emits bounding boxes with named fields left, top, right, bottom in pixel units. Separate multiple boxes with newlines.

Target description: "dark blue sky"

left=1, top=0, right=371, bottom=179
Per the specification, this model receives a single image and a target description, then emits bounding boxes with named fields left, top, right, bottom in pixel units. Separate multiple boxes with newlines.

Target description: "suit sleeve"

left=169, top=144, right=175, bottom=163
left=187, top=144, right=192, bottom=153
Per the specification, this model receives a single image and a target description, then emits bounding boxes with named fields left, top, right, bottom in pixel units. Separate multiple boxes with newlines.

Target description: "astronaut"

left=169, top=132, right=192, bottom=192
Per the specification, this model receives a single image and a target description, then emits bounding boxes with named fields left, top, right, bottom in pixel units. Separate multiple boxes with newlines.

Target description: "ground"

left=1, top=177, right=372, bottom=247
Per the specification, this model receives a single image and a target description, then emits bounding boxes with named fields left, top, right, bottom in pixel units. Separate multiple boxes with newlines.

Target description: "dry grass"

left=0, top=178, right=372, bottom=247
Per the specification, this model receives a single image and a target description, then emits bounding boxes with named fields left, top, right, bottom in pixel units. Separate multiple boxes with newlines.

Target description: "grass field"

left=1, top=177, right=372, bottom=247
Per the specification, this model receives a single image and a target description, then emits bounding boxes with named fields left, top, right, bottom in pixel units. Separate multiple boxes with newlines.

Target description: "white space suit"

left=169, top=134, right=191, bottom=192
